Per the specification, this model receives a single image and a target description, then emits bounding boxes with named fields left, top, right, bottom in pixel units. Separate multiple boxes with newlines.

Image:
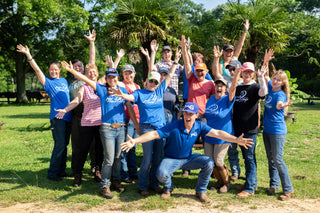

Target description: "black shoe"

left=48, top=175, right=62, bottom=181
left=122, top=178, right=135, bottom=184
left=73, top=174, right=82, bottom=187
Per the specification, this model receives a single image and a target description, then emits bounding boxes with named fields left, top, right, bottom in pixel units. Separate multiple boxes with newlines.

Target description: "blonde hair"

left=85, top=64, right=98, bottom=74
left=272, top=70, right=290, bottom=101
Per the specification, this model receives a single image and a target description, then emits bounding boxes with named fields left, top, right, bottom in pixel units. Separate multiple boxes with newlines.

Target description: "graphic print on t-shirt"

left=206, top=104, right=219, bottom=115
left=105, top=96, right=124, bottom=103
left=235, top=90, right=248, bottom=103
left=143, top=93, right=162, bottom=104
left=264, top=96, right=272, bottom=108
left=54, top=84, right=68, bottom=92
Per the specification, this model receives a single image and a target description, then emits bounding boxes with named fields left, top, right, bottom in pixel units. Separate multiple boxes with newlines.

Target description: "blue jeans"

left=121, top=119, right=138, bottom=180
left=156, top=154, right=214, bottom=193
left=228, top=143, right=241, bottom=176
left=138, top=123, right=164, bottom=191
left=99, top=124, right=125, bottom=189
left=263, top=132, right=293, bottom=193
left=48, top=118, right=71, bottom=178
left=239, top=133, right=257, bottom=193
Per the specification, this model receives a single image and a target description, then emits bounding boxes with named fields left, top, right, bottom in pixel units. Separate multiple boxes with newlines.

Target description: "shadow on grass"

left=3, top=113, right=49, bottom=119
left=9, top=123, right=52, bottom=132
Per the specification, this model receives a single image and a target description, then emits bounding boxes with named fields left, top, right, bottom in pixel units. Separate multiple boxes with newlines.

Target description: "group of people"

left=16, top=19, right=294, bottom=203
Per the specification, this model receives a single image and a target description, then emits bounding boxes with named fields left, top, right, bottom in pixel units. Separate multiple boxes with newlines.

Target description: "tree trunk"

left=15, top=54, right=28, bottom=103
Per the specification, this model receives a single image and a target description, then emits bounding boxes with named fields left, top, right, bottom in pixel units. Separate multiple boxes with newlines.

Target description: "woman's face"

left=223, top=49, right=233, bottom=60
left=241, top=70, right=254, bottom=83
left=145, top=79, right=159, bottom=91
left=122, top=71, right=135, bottom=83
left=160, top=72, right=167, bottom=83
left=215, top=82, right=227, bottom=98
left=195, top=69, right=208, bottom=82
left=162, top=50, right=172, bottom=62
left=106, top=75, right=118, bottom=87
left=49, top=64, right=60, bottom=79
left=272, top=74, right=283, bottom=90
left=86, top=68, right=98, bottom=81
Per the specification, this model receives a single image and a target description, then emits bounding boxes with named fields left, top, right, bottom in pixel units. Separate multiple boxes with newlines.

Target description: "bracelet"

left=243, top=30, right=248, bottom=33
left=28, top=58, right=33, bottom=62
left=173, top=62, right=178, bottom=65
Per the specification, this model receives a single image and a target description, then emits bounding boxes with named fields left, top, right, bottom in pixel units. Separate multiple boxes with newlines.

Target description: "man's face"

left=162, top=50, right=172, bottom=62
left=183, top=111, right=198, bottom=128
left=195, top=69, right=208, bottom=82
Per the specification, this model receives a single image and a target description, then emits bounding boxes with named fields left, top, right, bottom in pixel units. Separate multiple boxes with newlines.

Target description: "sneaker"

left=266, top=187, right=278, bottom=195
left=279, top=190, right=294, bottom=201
left=161, top=191, right=171, bottom=199
left=230, top=174, right=238, bottom=182
left=195, top=192, right=211, bottom=203
left=111, top=180, right=125, bottom=192
left=138, top=189, right=149, bottom=196
left=236, top=190, right=254, bottom=198
left=94, top=170, right=101, bottom=182
left=100, top=186, right=113, bottom=199
left=150, top=187, right=163, bottom=194
left=48, top=175, right=62, bottom=181
left=73, top=174, right=82, bottom=187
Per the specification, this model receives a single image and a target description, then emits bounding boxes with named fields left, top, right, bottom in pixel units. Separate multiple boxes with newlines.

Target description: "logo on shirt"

left=265, top=95, right=272, bottom=109
left=235, top=90, right=248, bottom=103
left=55, top=84, right=68, bottom=92
left=190, top=132, right=198, bottom=137
left=143, top=93, right=162, bottom=104
left=206, top=104, right=219, bottom=115
left=105, top=96, right=124, bottom=103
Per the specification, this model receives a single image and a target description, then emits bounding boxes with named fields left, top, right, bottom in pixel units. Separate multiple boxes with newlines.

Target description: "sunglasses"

left=229, top=68, right=235, bottom=72
left=149, top=79, right=159, bottom=85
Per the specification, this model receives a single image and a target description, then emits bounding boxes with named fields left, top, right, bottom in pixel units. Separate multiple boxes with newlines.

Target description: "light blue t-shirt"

left=182, top=65, right=213, bottom=100
left=157, top=119, right=212, bottom=159
left=95, top=83, right=128, bottom=124
left=205, top=94, right=235, bottom=144
left=132, top=79, right=167, bottom=129
left=42, top=77, right=71, bottom=122
left=263, top=81, right=287, bottom=135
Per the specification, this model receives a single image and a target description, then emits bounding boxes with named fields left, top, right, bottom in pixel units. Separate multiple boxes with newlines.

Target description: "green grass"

left=0, top=101, right=320, bottom=211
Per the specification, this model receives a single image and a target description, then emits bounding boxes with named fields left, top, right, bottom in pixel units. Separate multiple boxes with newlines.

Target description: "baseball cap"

left=226, top=60, right=242, bottom=69
left=195, top=63, right=207, bottom=70
left=105, top=68, right=118, bottom=77
left=183, top=102, right=199, bottom=114
left=214, top=78, right=228, bottom=87
left=241, top=62, right=255, bottom=72
left=148, top=71, right=161, bottom=83
left=158, top=66, right=169, bottom=74
left=223, top=44, right=234, bottom=51
left=122, top=64, right=135, bottom=73
left=162, top=45, right=172, bottom=52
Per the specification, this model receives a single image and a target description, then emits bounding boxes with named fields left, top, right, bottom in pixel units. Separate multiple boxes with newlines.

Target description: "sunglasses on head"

left=106, top=70, right=117, bottom=75
left=149, top=79, right=159, bottom=85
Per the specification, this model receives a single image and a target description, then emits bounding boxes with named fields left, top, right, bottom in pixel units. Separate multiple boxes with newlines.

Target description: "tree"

left=0, top=0, right=89, bottom=102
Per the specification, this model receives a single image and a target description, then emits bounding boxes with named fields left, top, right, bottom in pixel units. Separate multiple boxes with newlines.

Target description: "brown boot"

left=161, top=191, right=171, bottom=199
left=195, top=192, right=211, bottom=203
left=73, top=173, right=82, bottom=187
left=111, top=180, right=125, bottom=192
left=100, top=186, right=113, bottom=199
left=217, top=165, right=230, bottom=193
left=279, top=190, right=294, bottom=201
left=209, top=166, right=223, bottom=190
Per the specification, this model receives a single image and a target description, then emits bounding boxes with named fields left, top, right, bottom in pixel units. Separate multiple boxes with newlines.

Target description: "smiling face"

left=215, top=82, right=227, bottom=99
left=123, top=70, right=135, bottom=84
left=223, top=49, right=233, bottom=61
left=49, top=64, right=61, bottom=79
left=145, top=79, right=159, bottom=91
left=160, top=72, right=167, bottom=83
left=86, top=68, right=98, bottom=81
left=162, top=50, right=172, bottom=62
left=73, top=61, right=84, bottom=74
left=241, top=70, right=255, bottom=84
left=106, top=75, right=118, bottom=88
left=183, top=111, right=198, bottom=129
left=195, top=69, right=208, bottom=82
left=271, top=74, right=283, bottom=91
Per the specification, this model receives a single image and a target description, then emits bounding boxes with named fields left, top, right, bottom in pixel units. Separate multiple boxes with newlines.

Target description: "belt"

left=102, top=123, right=126, bottom=129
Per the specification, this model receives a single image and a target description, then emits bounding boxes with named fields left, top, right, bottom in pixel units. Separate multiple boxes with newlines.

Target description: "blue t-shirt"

left=182, top=65, right=213, bottom=100
left=205, top=94, right=235, bottom=144
left=157, top=119, right=212, bottom=159
left=42, top=77, right=71, bottom=122
left=263, top=81, right=287, bottom=135
left=132, top=79, right=167, bottom=129
left=95, top=83, right=128, bottom=124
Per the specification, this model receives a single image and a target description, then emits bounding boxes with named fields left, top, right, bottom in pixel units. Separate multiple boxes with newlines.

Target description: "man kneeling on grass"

left=121, top=102, right=253, bottom=203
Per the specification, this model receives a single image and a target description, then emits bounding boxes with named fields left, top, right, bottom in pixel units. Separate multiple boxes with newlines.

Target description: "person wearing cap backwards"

left=118, top=64, right=141, bottom=183
left=204, top=66, right=241, bottom=194
left=120, top=102, right=253, bottom=202
left=112, top=42, right=181, bottom=196
left=155, top=44, right=183, bottom=95
left=230, top=61, right=268, bottom=198
left=61, top=61, right=139, bottom=199
left=212, top=19, right=249, bottom=81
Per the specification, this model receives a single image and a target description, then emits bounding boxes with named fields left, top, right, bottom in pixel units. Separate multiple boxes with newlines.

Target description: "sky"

left=192, top=0, right=229, bottom=11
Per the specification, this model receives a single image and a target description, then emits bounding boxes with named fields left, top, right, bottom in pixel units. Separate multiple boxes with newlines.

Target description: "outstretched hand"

left=120, top=135, right=135, bottom=153
left=180, top=35, right=188, bottom=49
left=264, top=49, right=275, bottom=63
left=16, top=44, right=31, bottom=56
left=213, top=46, right=223, bottom=58
left=257, top=65, right=268, bottom=78
left=236, top=133, right=254, bottom=149
left=117, top=49, right=125, bottom=58
left=110, top=87, right=123, bottom=97
left=85, top=29, right=96, bottom=42
left=55, top=109, right=67, bottom=119
left=150, top=39, right=159, bottom=53
left=174, top=49, right=181, bottom=62
left=140, top=46, right=149, bottom=57
left=244, top=19, right=250, bottom=31
left=61, top=61, right=74, bottom=72
left=105, top=55, right=114, bottom=68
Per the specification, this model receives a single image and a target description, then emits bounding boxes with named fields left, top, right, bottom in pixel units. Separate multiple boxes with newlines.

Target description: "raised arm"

left=165, top=49, right=181, bottom=89
left=187, top=42, right=193, bottom=66
left=181, top=35, right=192, bottom=79
left=85, top=29, right=96, bottom=65
left=16, top=44, right=46, bottom=86
left=229, top=66, right=241, bottom=101
left=206, top=129, right=253, bottom=149
left=149, top=40, right=159, bottom=76
left=263, top=49, right=275, bottom=80
left=120, top=130, right=160, bottom=152
left=140, top=46, right=151, bottom=74
left=212, top=46, right=223, bottom=80
left=114, top=49, right=125, bottom=69
left=233, top=19, right=249, bottom=59
left=61, top=61, right=97, bottom=90
left=55, top=86, right=84, bottom=119
left=257, top=65, right=268, bottom=97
